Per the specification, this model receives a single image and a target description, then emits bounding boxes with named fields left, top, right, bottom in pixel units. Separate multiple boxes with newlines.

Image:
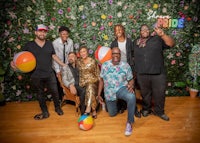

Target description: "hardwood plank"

left=0, top=97, right=199, bottom=143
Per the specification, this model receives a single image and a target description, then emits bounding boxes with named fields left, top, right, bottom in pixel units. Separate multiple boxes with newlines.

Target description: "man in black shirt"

left=133, top=24, right=175, bottom=121
left=11, top=24, right=66, bottom=120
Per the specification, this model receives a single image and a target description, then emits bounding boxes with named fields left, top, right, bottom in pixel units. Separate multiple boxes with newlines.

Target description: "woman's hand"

left=97, top=95, right=104, bottom=104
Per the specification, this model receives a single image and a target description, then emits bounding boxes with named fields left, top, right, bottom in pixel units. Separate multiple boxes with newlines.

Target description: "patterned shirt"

left=100, top=60, right=133, bottom=101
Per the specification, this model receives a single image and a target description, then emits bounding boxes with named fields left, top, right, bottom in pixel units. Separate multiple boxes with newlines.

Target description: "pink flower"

left=58, top=9, right=63, bottom=14
left=176, top=52, right=181, bottom=57
left=23, top=28, right=30, bottom=34
left=171, top=60, right=176, bottom=65
left=132, top=29, right=136, bottom=33
left=18, top=36, right=21, bottom=41
left=8, top=37, right=15, bottom=42
left=91, top=2, right=96, bottom=8
left=92, top=35, right=96, bottom=40
left=51, top=17, right=56, bottom=21
left=4, top=30, right=9, bottom=37
left=108, top=0, right=113, bottom=5
left=108, top=15, right=113, bottom=19
left=83, top=23, right=87, bottom=28
left=100, top=26, right=104, bottom=31
left=7, top=20, right=11, bottom=25
left=67, top=7, right=71, bottom=12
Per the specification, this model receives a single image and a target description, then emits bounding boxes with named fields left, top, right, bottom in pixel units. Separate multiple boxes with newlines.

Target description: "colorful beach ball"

left=95, top=45, right=112, bottom=64
left=78, top=114, right=94, bottom=131
left=13, top=51, right=36, bottom=73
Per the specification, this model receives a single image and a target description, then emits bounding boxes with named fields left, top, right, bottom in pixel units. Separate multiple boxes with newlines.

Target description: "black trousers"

left=137, top=73, right=166, bottom=115
left=75, top=85, right=86, bottom=114
left=54, top=71, right=64, bottom=101
left=31, top=73, right=60, bottom=113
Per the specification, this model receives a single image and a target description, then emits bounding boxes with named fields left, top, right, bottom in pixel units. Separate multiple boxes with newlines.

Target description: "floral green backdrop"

left=0, top=0, right=199, bottom=101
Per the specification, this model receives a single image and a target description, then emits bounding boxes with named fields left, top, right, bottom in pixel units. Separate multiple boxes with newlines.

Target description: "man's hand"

left=69, top=84, right=77, bottom=95
left=10, top=61, right=17, bottom=71
left=154, top=27, right=165, bottom=37
left=127, top=84, right=135, bottom=93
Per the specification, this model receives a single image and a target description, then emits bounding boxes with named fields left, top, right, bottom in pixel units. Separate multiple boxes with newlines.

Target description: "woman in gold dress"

left=77, top=46, right=100, bottom=118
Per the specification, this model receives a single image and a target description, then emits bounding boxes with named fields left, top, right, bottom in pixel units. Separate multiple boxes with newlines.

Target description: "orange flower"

left=92, top=21, right=96, bottom=26
left=129, top=15, right=134, bottom=19
left=108, top=21, right=113, bottom=26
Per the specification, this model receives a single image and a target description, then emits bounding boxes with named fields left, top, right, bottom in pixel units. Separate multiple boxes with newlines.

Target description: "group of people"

left=10, top=23, right=175, bottom=136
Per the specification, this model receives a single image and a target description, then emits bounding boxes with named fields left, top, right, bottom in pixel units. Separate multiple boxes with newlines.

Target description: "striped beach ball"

left=78, top=114, right=94, bottom=131
left=13, top=51, right=36, bottom=73
left=95, top=45, right=112, bottom=64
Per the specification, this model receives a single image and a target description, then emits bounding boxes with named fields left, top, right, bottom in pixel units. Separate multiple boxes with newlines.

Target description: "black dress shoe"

left=55, top=108, right=64, bottom=116
left=119, top=108, right=125, bottom=114
left=135, top=110, right=141, bottom=118
left=141, top=110, right=151, bottom=117
left=158, top=114, right=170, bottom=121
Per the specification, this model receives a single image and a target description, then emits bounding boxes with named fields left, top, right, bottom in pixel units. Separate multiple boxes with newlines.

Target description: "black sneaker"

left=34, top=112, right=49, bottom=120
left=158, top=114, right=170, bottom=121
left=141, top=110, right=151, bottom=117
left=135, top=110, right=141, bottom=118
left=55, top=108, right=64, bottom=116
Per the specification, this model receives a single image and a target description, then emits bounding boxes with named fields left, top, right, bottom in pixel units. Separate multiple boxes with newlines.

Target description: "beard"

left=36, top=35, right=46, bottom=41
left=68, top=59, right=74, bottom=64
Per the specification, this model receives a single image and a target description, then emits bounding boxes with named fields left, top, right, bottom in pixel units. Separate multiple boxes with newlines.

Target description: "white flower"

left=162, top=7, right=167, bottom=13
left=23, top=28, right=30, bottom=34
left=4, top=30, right=9, bottom=37
left=123, top=5, right=128, bottom=10
left=27, top=6, right=32, bottom=12
left=8, top=11, right=17, bottom=19
left=39, top=15, right=45, bottom=22
left=117, top=1, right=122, bottom=6
left=26, top=20, right=31, bottom=23
left=49, top=23, right=55, bottom=30
left=52, top=34, right=56, bottom=39
left=71, top=15, right=76, bottom=20
left=12, top=85, right=16, bottom=90
left=122, top=22, right=126, bottom=26
left=79, top=5, right=84, bottom=11
left=117, top=12, right=122, bottom=18
left=104, top=42, right=109, bottom=47
left=8, top=37, right=15, bottom=42
left=167, top=53, right=174, bottom=59
left=16, top=90, right=22, bottom=96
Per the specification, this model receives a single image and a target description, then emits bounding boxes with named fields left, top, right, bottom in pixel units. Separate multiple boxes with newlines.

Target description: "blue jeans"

left=105, top=86, right=136, bottom=123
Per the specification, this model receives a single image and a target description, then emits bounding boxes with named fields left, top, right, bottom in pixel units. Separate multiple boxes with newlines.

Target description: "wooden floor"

left=0, top=96, right=199, bottom=143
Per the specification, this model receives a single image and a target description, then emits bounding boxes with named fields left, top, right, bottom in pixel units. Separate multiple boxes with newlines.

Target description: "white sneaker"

left=124, top=122, right=132, bottom=136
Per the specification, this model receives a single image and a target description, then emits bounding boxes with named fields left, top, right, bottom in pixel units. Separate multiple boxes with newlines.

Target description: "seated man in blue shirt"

left=97, top=47, right=136, bottom=136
